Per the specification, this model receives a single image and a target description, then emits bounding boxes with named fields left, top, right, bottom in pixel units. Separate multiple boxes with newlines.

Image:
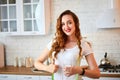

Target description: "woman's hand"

left=47, top=58, right=59, bottom=73
left=63, top=66, right=84, bottom=77
left=47, top=63, right=59, bottom=73
left=63, top=66, right=73, bottom=77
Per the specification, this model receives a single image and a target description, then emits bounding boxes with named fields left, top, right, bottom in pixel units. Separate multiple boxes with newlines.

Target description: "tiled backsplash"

left=0, top=0, right=120, bottom=66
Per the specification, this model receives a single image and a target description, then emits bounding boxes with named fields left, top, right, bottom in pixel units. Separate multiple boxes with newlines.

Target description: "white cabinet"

left=0, top=74, right=52, bottom=80
left=82, top=77, right=120, bottom=80
left=0, top=0, right=17, bottom=33
left=0, top=74, right=16, bottom=80
left=96, top=9, right=120, bottom=28
left=96, top=0, right=120, bottom=28
left=99, top=77, right=120, bottom=80
left=0, top=74, right=40, bottom=80
left=39, top=76, right=52, bottom=80
left=16, top=75, right=39, bottom=80
left=82, top=77, right=93, bottom=80
left=0, top=0, right=50, bottom=35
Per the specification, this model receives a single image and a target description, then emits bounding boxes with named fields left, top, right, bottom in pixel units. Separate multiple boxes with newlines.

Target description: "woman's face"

left=61, top=15, right=76, bottom=36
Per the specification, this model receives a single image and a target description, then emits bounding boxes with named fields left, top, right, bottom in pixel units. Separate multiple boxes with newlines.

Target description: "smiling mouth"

left=65, top=29, right=71, bottom=32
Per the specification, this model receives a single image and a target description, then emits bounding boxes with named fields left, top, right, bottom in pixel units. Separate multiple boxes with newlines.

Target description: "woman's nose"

left=65, top=23, right=69, bottom=28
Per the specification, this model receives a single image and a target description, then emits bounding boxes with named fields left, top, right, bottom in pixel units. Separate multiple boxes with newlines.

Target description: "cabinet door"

left=23, top=0, right=38, bottom=32
left=39, top=76, right=52, bottom=80
left=0, top=0, right=50, bottom=35
left=99, top=77, right=120, bottom=80
left=0, top=0, right=17, bottom=33
left=17, top=75, right=39, bottom=80
left=82, top=77, right=120, bottom=80
left=22, top=0, right=50, bottom=35
left=82, top=77, right=93, bottom=80
left=0, top=74, right=16, bottom=80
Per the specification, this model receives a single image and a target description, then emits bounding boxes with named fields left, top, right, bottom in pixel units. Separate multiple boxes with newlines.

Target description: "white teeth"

left=65, top=28, right=71, bottom=32
left=66, top=29, right=71, bottom=32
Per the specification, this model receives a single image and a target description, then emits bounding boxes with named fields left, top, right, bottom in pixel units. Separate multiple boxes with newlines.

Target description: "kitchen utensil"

left=100, top=52, right=111, bottom=66
left=0, top=43, right=5, bottom=68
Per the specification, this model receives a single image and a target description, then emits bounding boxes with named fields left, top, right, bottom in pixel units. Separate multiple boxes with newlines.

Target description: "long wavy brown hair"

left=49, top=10, right=82, bottom=59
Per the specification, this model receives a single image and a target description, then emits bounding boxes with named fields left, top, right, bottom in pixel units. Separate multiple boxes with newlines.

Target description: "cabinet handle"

left=24, top=77, right=32, bottom=79
left=47, top=77, right=52, bottom=79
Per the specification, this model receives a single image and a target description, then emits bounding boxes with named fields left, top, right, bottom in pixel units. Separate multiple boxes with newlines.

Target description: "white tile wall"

left=0, top=0, right=120, bottom=66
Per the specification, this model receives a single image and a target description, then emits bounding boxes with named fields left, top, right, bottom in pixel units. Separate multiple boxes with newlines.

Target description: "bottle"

left=18, top=57, right=22, bottom=67
left=25, top=57, right=30, bottom=67
left=25, top=56, right=33, bottom=67
left=13, top=56, right=18, bottom=67
left=29, top=57, right=33, bottom=67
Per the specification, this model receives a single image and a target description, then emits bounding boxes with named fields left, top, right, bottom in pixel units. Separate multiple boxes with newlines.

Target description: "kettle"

left=100, top=52, right=111, bottom=66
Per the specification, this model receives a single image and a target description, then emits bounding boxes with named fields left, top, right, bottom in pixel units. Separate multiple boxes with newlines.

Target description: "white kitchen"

left=0, top=0, right=120, bottom=80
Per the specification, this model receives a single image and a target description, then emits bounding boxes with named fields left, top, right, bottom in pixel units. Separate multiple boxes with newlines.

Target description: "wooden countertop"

left=100, top=72, right=120, bottom=77
left=0, top=66, right=52, bottom=76
left=0, top=66, right=120, bottom=78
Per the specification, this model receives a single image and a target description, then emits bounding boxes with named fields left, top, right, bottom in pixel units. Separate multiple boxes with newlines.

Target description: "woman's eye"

left=68, top=21, right=72, bottom=25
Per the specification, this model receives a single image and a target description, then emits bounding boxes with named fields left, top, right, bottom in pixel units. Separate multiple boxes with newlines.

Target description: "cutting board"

left=0, top=43, right=5, bottom=68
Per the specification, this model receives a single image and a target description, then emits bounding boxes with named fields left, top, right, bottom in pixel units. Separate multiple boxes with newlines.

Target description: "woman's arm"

left=64, top=53, right=100, bottom=79
left=34, top=47, right=59, bottom=73
left=80, top=41, right=100, bottom=78
left=83, top=53, right=100, bottom=78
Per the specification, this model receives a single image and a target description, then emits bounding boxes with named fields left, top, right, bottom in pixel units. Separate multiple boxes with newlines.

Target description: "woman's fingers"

left=49, top=58, right=59, bottom=73
left=54, top=65, right=59, bottom=72
left=63, top=66, right=73, bottom=77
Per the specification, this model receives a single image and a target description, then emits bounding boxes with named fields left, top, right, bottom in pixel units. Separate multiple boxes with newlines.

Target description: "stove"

left=99, top=64, right=120, bottom=74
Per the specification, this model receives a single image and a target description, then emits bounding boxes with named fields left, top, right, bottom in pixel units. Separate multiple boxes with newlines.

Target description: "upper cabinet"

left=0, top=0, right=51, bottom=35
left=96, top=0, right=120, bottom=28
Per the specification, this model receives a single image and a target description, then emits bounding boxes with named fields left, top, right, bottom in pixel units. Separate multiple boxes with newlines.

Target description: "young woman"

left=34, top=10, right=100, bottom=80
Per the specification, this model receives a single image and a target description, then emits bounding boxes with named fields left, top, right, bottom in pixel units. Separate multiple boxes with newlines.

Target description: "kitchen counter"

left=100, top=72, right=120, bottom=77
left=0, top=66, right=52, bottom=76
left=0, top=66, right=120, bottom=78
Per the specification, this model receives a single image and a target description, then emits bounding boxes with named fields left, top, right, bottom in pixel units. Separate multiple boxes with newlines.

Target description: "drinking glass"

left=62, top=58, right=74, bottom=80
